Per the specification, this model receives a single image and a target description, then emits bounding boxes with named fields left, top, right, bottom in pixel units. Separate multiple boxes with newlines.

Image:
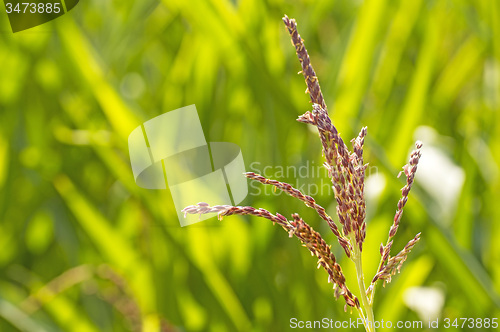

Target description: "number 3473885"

left=5, top=3, right=62, bottom=14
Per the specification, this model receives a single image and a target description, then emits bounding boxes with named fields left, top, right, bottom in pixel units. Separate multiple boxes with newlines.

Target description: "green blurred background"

left=1, top=0, right=500, bottom=331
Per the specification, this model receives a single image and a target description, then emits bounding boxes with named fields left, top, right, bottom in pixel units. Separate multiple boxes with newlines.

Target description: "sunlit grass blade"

left=335, top=0, right=388, bottom=130
left=388, top=9, right=440, bottom=166
left=57, top=19, right=141, bottom=141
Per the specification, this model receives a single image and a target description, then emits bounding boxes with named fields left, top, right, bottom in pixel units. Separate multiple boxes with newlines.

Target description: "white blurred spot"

left=404, top=286, right=445, bottom=322
left=365, top=172, right=386, bottom=202
left=364, top=171, right=386, bottom=221
left=414, top=126, right=465, bottom=223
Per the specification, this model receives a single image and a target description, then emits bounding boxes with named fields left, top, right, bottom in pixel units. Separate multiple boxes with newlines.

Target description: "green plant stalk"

left=355, top=305, right=368, bottom=332
left=351, top=236, right=376, bottom=332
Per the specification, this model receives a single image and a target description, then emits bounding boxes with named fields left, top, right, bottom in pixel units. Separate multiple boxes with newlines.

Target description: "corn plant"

left=183, top=15, right=423, bottom=332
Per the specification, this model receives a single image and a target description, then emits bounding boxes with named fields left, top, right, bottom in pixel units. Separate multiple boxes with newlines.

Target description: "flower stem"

left=352, top=240, right=376, bottom=332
